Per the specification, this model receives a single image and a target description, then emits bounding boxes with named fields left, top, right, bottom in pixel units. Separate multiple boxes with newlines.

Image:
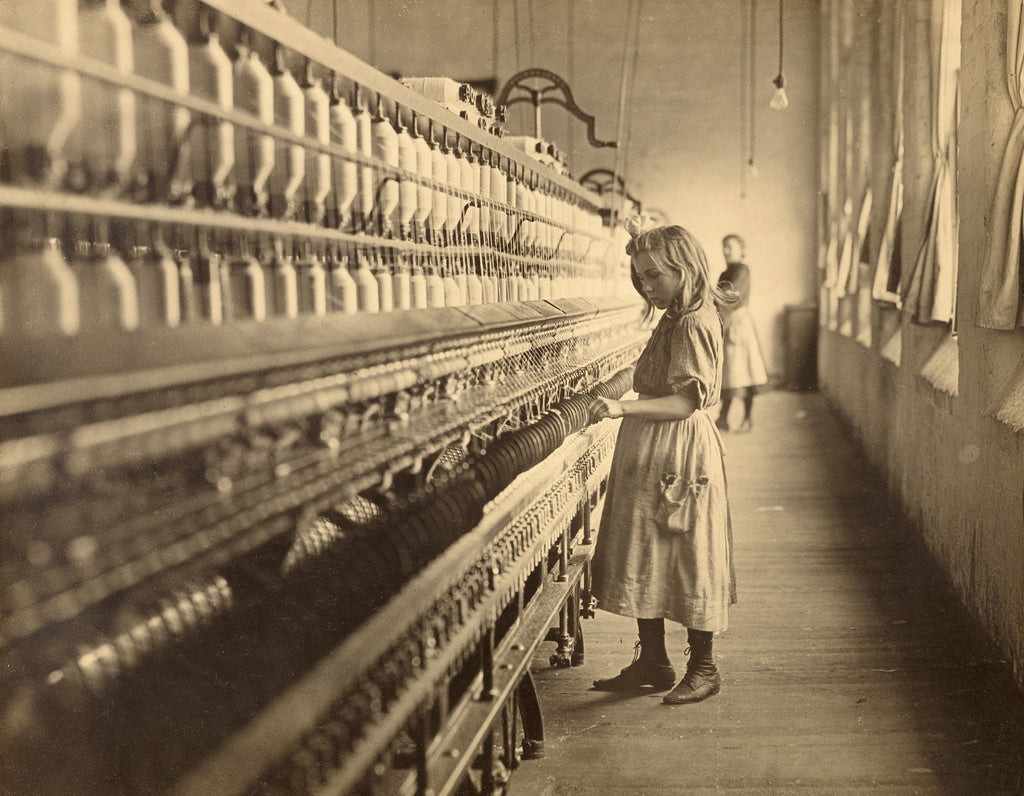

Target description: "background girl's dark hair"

left=722, top=233, right=746, bottom=251
left=626, top=225, right=739, bottom=319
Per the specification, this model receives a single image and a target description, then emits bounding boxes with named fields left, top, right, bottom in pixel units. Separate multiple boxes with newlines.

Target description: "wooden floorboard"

left=512, top=391, right=1024, bottom=795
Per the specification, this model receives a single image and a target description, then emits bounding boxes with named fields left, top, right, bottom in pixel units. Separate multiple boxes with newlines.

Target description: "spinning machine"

left=0, top=1, right=648, bottom=793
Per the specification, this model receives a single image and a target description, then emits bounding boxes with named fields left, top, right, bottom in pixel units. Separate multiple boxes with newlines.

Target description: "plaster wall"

left=818, top=0, right=1024, bottom=689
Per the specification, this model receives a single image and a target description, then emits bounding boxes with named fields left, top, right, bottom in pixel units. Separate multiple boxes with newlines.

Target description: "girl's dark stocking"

left=637, top=618, right=670, bottom=665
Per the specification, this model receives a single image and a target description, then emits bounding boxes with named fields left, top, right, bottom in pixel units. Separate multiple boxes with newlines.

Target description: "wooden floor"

left=513, top=391, right=1024, bottom=795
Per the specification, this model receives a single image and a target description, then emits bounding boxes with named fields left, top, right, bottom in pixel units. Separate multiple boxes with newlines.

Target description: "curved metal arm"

left=496, top=69, right=617, bottom=149
left=579, top=168, right=641, bottom=211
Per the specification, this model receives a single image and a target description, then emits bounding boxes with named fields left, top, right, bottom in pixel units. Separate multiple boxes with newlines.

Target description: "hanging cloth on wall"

left=823, top=224, right=839, bottom=286
left=835, top=196, right=855, bottom=294
left=842, top=4, right=874, bottom=299
left=976, top=0, right=1024, bottom=329
left=902, top=0, right=960, bottom=325
left=837, top=188, right=873, bottom=296
left=872, top=0, right=905, bottom=305
left=821, top=0, right=842, bottom=311
left=834, top=47, right=857, bottom=300
left=875, top=160, right=905, bottom=302
left=849, top=186, right=872, bottom=295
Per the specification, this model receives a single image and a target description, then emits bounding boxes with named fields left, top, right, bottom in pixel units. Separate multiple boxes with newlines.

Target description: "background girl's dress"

left=718, top=261, right=768, bottom=393
left=592, top=301, right=737, bottom=632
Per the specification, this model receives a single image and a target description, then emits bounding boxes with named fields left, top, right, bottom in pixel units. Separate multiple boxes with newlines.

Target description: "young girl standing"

left=588, top=220, right=737, bottom=705
left=716, top=233, right=769, bottom=432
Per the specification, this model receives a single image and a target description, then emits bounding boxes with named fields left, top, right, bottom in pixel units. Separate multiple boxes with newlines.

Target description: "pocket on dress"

left=657, top=472, right=710, bottom=534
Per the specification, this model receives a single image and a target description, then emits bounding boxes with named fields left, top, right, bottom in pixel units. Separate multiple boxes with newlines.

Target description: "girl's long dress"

left=591, top=301, right=737, bottom=632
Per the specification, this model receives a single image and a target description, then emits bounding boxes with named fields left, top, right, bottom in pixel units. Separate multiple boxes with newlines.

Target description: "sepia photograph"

left=0, top=0, right=1022, bottom=793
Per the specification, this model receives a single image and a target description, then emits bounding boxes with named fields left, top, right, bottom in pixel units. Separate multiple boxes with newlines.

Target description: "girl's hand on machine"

left=589, top=397, right=624, bottom=423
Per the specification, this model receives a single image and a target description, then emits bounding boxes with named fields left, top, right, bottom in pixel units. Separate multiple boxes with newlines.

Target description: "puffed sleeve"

left=666, top=309, right=721, bottom=408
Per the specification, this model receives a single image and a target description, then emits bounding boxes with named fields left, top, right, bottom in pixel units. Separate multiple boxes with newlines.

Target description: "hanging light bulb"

left=769, top=0, right=789, bottom=110
left=770, top=74, right=789, bottom=110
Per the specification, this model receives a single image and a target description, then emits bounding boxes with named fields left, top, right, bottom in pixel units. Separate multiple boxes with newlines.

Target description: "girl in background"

left=716, top=234, right=768, bottom=432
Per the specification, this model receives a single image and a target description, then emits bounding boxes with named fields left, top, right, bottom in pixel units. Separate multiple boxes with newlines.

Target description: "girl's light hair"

left=626, top=223, right=738, bottom=316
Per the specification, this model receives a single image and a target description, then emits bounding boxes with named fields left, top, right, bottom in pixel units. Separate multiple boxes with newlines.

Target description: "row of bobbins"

left=0, top=0, right=618, bottom=339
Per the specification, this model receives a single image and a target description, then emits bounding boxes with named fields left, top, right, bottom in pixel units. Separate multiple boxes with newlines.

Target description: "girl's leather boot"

left=593, top=618, right=675, bottom=692
left=662, top=629, right=721, bottom=704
